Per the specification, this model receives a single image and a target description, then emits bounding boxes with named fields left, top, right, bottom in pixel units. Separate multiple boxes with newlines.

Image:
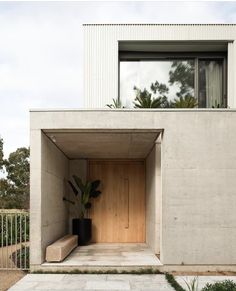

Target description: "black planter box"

left=72, top=218, right=92, bottom=246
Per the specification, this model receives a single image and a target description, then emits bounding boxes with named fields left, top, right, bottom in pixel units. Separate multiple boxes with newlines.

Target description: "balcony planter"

left=72, top=218, right=92, bottom=246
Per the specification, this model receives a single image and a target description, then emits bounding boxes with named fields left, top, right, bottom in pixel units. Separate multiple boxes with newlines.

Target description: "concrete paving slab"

left=8, top=274, right=171, bottom=291
left=42, top=243, right=161, bottom=268
left=19, top=274, right=66, bottom=282
left=8, top=273, right=236, bottom=291
left=85, top=280, right=130, bottom=290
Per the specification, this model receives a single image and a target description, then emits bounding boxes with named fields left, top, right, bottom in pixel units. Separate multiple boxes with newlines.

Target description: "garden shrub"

left=11, top=245, right=29, bottom=269
left=0, top=214, right=29, bottom=247
left=202, top=280, right=236, bottom=291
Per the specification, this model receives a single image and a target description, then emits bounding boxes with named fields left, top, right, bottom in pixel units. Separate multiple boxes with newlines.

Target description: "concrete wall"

left=30, top=130, right=69, bottom=266
left=84, top=24, right=236, bottom=108
left=145, top=143, right=161, bottom=254
left=30, top=129, right=43, bottom=265
left=68, top=159, right=87, bottom=233
left=31, top=109, right=236, bottom=266
left=160, top=113, right=236, bottom=265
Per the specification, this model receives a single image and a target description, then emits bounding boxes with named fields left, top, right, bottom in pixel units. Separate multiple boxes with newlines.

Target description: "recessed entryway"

left=41, top=129, right=162, bottom=268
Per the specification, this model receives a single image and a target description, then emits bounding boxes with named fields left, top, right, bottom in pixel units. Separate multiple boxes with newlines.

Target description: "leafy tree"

left=133, top=61, right=197, bottom=108
left=4, top=147, right=30, bottom=209
left=4, top=148, right=29, bottom=191
left=133, top=81, right=170, bottom=108
left=169, top=60, right=195, bottom=98
left=0, top=141, right=30, bottom=209
left=0, top=178, right=17, bottom=208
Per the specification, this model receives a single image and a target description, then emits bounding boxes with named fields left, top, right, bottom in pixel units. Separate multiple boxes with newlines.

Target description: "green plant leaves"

left=68, top=181, right=79, bottom=196
left=171, top=95, right=198, bottom=108
left=66, top=176, right=102, bottom=218
left=201, top=280, right=236, bottom=291
left=133, top=86, right=170, bottom=108
left=184, top=277, right=199, bottom=291
left=73, top=175, right=85, bottom=192
left=91, top=180, right=101, bottom=191
left=90, top=180, right=101, bottom=198
left=106, top=98, right=124, bottom=108
left=90, top=190, right=101, bottom=198
left=165, top=273, right=185, bottom=291
left=165, top=274, right=236, bottom=291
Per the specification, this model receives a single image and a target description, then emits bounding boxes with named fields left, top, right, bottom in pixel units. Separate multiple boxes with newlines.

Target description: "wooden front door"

left=88, top=160, right=145, bottom=243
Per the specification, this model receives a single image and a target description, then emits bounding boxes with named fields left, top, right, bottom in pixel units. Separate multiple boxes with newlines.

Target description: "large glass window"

left=119, top=56, right=226, bottom=108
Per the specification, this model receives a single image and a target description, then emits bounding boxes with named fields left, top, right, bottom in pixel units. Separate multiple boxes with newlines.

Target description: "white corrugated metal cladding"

left=83, top=24, right=236, bottom=108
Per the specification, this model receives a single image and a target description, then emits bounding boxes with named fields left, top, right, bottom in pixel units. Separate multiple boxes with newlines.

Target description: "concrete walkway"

left=8, top=274, right=236, bottom=291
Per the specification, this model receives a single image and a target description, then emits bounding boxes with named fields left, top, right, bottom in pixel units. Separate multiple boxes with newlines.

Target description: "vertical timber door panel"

left=88, top=160, right=145, bottom=243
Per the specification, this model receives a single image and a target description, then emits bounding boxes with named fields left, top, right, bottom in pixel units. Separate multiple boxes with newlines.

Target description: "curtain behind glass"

left=199, top=60, right=223, bottom=108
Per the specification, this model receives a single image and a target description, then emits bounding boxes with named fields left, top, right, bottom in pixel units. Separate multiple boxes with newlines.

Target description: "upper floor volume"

left=83, top=24, right=236, bottom=109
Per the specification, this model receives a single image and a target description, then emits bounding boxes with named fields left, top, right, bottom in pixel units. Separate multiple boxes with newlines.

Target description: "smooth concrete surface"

left=145, top=144, right=161, bottom=255
left=30, top=131, right=69, bottom=266
left=30, top=110, right=236, bottom=267
left=7, top=274, right=173, bottom=291
left=8, top=274, right=236, bottom=291
left=30, top=129, right=43, bottom=265
left=42, top=243, right=161, bottom=267
left=45, top=132, right=159, bottom=159
left=41, top=133, right=69, bottom=264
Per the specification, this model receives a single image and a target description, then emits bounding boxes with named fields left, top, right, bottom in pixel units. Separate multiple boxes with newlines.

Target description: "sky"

left=0, top=1, right=236, bottom=157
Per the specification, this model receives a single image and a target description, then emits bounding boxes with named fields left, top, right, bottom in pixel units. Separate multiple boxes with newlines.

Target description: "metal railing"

left=0, top=210, right=29, bottom=270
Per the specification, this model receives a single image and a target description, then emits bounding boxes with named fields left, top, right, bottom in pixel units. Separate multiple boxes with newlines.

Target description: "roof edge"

left=83, top=23, right=236, bottom=26
left=30, top=108, right=236, bottom=113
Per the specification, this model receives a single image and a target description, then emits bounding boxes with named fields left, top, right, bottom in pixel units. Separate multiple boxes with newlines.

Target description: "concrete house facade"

left=30, top=24, right=236, bottom=272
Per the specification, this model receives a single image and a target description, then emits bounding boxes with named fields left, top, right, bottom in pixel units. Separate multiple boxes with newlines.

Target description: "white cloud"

left=0, top=1, right=235, bottom=156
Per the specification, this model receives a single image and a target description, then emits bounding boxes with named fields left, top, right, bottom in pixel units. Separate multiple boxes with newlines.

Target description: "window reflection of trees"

left=133, top=60, right=198, bottom=108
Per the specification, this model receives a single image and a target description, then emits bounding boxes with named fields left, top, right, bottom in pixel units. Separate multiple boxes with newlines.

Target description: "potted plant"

left=66, top=175, right=101, bottom=245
